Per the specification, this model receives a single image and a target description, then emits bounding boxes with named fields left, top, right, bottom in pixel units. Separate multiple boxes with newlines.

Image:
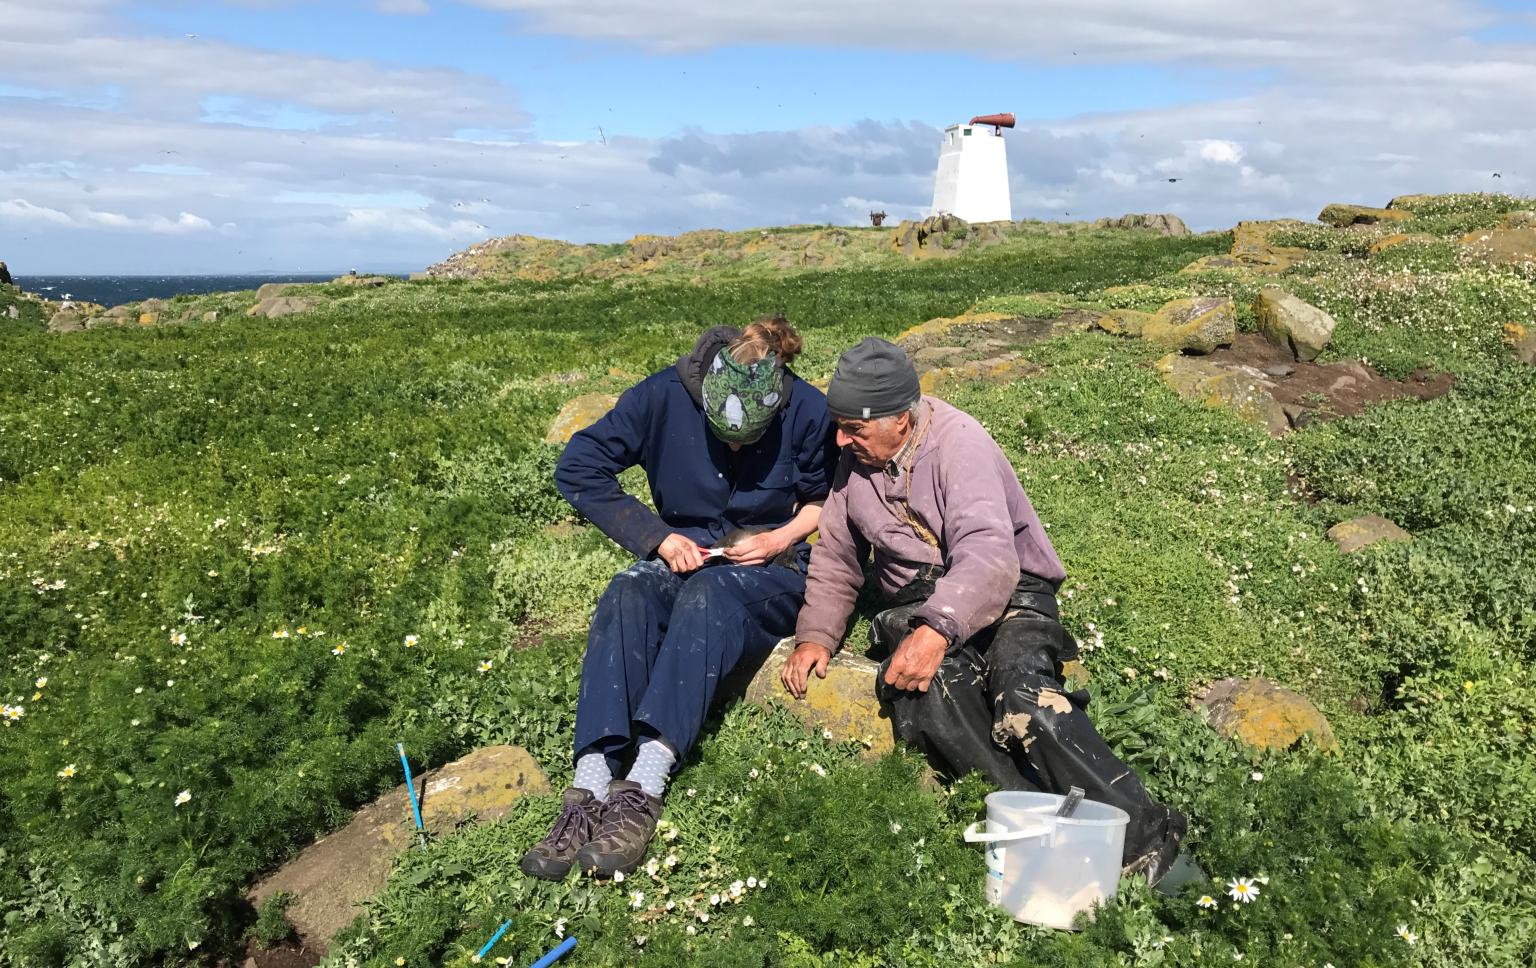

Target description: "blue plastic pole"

left=528, top=936, right=577, bottom=968
left=396, top=742, right=428, bottom=851
left=475, top=919, right=513, bottom=960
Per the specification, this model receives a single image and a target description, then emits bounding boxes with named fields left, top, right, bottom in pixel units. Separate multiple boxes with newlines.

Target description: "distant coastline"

left=11, top=273, right=408, bottom=307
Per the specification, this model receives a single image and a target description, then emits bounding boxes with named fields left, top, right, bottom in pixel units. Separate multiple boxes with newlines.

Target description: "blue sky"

left=2, top=0, right=1533, bottom=273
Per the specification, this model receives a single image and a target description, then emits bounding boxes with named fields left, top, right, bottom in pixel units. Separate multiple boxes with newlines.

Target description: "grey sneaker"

left=519, top=787, right=602, bottom=881
left=574, top=779, right=662, bottom=878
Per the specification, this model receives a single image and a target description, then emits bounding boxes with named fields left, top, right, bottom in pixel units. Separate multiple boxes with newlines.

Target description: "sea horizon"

left=10, top=272, right=412, bottom=307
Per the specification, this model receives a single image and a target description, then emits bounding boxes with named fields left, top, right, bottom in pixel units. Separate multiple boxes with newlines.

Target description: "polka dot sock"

left=573, top=752, right=613, bottom=800
left=625, top=739, right=677, bottom=799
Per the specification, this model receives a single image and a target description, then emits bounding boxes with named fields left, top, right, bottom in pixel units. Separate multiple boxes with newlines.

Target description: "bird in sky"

left=1492, top=172, right=1502, bottom=178
left=1168, top=177, right=1182, bottom=183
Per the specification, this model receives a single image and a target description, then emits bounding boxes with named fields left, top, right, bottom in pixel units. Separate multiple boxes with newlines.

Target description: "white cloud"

left=1, top=198, right=73, bottom=224
left=465, top=0, right=1485, bottom=61
left=1197, top=140, right=1245, bottom=165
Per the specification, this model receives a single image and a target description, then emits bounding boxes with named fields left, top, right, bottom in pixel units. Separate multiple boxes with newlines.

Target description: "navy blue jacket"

left=556, top=332, right=839, bottom=559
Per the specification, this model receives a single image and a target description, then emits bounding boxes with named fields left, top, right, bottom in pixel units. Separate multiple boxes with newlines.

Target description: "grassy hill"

left=2, top=201, right=1534, bottom=967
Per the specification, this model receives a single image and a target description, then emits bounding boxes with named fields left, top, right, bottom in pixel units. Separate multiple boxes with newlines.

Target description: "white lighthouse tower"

left=930, top=113, right=1014, bottom=223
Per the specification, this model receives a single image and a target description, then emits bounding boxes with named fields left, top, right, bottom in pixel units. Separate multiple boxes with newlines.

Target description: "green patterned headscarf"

left=701, top=347, right=787, bottom=444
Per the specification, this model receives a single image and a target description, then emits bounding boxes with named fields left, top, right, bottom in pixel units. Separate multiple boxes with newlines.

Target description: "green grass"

left=3, top=208, right=1535, bottom=967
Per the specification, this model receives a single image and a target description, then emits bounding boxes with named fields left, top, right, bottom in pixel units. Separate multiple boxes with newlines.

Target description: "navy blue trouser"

left=573, top=558, right=805, bottom=769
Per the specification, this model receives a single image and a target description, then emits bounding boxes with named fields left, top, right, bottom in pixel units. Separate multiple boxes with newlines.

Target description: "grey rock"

left=1254, top=287, right=1337, bottom=362
left=254, top=282, right=302, bottom=301
left=4, top=305, right=16, bottom=320
left=1093, top=213, right=1191, bottom=236
left=47, top=311, right=84, bottom=333
left=248, top=296, right=315, bottom=319
left=0, top=261, right=11, bottom=285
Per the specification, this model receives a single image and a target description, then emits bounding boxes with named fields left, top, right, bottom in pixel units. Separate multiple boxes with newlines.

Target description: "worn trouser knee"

left=880, top=647, right=1035, bottom=791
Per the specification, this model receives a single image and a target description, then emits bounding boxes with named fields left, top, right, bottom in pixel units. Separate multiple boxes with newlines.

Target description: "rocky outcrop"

left=1499, top=211, right=1536, bottom=230
left=0, top=261, right=11, bottom=286
left=1093, top=213, right=1191, bottom=236
left=545, top=393, right=617, bottom=443
left=1327, top=515, right=1412, bottom=554
left=1317, top=204, right=1413, bottom=228
left=1386, top=194, right=1437, bottom=210
left=248, top=296, right=315, bottom=319
left=1142, top=297, right=1236, bottom=354
left=890, top=215, right=1008, bottom=259
left=248, top=745, right=549, bottom=952
left=745, top=640, right=895, bottom=757
left=254, top=283, right=301, bottom=301
left=46, top=302, right=105, bottom=333
left=1254, top=287, right=1336, bottom=362
left=332, top=273, right=393, bottom=287
left=1154, top=335, right=1453, bottom=436
left=47, top=311, right=85, bottom=333
left=1181, top=220, right=1308, bottom=275
left=1199, top=678, right=1337, bottom=752
left=1458, top=227, right=1536, bottom=268
left=893, top=307, right=1098, bottom=395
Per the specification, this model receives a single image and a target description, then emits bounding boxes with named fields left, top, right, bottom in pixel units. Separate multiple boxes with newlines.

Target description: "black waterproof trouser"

left=873, top=574, right=1171, bottom=865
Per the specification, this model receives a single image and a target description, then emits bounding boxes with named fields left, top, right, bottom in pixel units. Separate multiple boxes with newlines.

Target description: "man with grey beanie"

left=784, top=336, right=1189, bottom=885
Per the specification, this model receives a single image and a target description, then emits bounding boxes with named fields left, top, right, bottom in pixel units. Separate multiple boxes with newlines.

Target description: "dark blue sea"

left=11, top=274, right=405, bottom=307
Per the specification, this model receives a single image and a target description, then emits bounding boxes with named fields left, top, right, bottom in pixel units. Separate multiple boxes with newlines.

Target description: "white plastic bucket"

left=963, top=791, right=1128, bottom=930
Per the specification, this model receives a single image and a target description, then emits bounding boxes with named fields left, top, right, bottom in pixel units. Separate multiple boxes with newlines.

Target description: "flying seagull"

left=1167, top=177, right=1182, bottom=183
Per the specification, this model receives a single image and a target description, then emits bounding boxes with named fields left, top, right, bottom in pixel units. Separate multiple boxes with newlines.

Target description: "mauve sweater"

left=795, top=397, right=1066, bottom=653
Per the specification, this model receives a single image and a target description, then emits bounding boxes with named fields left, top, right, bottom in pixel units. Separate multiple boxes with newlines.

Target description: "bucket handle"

left=963, top=820, right=1051, bottom=844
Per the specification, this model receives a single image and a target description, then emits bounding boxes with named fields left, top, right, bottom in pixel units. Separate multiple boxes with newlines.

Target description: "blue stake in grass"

left=474, top=919, right=512, bottom=961
left=528, top=936, right=577, bottom=968
left=396, top=742, right=428, bottom=851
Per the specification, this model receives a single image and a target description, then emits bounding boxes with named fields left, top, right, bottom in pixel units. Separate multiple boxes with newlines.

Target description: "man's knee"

left=879, top=649, right=984, bottom=717
left=992, top=673, right=1080, bottom=748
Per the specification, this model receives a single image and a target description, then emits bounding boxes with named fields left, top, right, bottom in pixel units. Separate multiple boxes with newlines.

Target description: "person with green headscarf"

left=520, top=316, right=839, bottom=881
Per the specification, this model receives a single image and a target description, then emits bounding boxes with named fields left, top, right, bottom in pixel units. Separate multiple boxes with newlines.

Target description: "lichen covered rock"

left=1317, top=204, right=1412, bottom=228
left=1143, top=297, right=1236, bottom=354
left=1458, top=227, right=1536, bottom=267
left=545, top=393, right=617, bottom=443
left=1327, top=514, right=1412, bottom=554
left=247, top=745, right=549, bottom=951
left=745, top=640, right=894, bottom=758
left=1156, top=353, right=1290, bottom=435
left=1199, top=677, right=1337, bottom=752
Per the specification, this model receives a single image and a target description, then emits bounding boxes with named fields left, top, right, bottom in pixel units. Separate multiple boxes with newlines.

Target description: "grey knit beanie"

left=826, top=337, right=921, bottom=419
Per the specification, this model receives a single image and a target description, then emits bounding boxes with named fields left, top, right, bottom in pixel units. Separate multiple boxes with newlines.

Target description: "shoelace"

left=546, top=800, right=596, bottom=851
left=598, top=788, right=652, bottom=833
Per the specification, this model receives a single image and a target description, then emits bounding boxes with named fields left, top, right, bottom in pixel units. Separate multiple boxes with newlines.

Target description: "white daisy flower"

left=174, top=789, right=192, bottom=807
left=1227, top=877, right=1259, bottom=902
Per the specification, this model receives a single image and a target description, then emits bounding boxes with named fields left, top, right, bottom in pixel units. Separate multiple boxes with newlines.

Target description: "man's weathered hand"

left=782, top=642, right=832, bottom=699
left=723, top=529, right=792, bottom=567
left=882, top=624, right=948, bottom=692
left=656, top=533, right=705, bottom=574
